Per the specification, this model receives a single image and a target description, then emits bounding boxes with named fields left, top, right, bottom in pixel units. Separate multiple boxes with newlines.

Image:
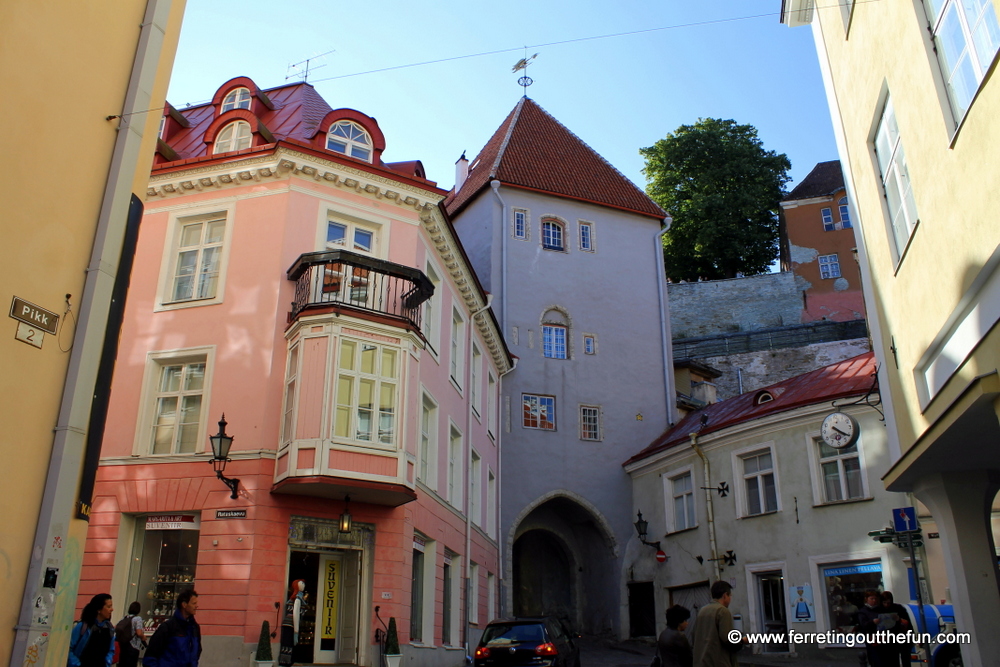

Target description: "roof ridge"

left=489, top=97, right=526, bottom=178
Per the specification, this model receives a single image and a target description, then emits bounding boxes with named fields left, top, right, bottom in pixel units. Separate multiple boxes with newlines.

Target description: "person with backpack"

left=115, top=601, right=147, bottom=667
left=67, top=594, right=116, bottom=667
left=143, top=589, right=201, bottom=667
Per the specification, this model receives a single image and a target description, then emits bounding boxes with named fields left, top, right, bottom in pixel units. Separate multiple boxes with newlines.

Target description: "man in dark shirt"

left=144, top=589, right=202, bottom=667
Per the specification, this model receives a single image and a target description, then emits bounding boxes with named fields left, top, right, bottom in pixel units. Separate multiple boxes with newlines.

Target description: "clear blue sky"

left=166, top=0, right=836, bottom=193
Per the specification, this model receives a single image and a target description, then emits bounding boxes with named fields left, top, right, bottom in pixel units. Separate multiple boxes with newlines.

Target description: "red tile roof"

left=624, top=351, right=877, bottom=466
left=444, top=97, right=665, bottom=220
left=783, top=160, right=845, bottom=201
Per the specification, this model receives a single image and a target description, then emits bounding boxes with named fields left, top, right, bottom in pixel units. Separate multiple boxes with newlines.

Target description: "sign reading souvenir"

left=146, top=514, right=200, bottom=530
left=320, top=559, right=339, bottom=651
left=216, top=509, right=247, bottom=519
left=789, top=584, right=815, bottom=622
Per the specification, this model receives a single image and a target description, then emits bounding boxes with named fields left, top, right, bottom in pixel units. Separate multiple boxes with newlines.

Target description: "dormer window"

left=221, top=87, right=251, bottom=112
left=754, top=390, right=774, bottom=405
left=327, top=121, right=372, bottom=162
left=214, top=121, right=251, bottom=154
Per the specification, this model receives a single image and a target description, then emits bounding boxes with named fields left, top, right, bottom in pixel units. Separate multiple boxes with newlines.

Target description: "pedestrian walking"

left=692, top=581, right=744, bottom=667
left=67, top=594, right=116, bottom=667
left=880, top=591, right=911, bottom=667
left=658, top=605, right=693, bottom=667
left=143, top=589, right=201, bottom=667
left=115, top=601, right=147, bottom=667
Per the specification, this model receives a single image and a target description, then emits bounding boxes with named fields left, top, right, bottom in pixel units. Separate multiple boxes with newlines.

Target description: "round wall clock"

left=820, top=411, right=859, bottom=449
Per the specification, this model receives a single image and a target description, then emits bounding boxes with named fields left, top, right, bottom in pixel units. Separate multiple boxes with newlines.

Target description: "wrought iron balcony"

left=287, top=249, right=434, bottom=328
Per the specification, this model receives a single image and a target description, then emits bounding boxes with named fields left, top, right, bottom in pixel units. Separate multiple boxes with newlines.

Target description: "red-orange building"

left=780, top=160, right=867, bottom=323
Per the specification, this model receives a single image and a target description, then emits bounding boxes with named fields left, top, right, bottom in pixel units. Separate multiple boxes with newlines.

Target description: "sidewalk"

left=580, top=635, right=864, bottom=667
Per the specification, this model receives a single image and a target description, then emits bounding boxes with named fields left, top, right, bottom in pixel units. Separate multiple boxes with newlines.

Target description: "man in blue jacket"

left=144, top=589, right=201, bottom=667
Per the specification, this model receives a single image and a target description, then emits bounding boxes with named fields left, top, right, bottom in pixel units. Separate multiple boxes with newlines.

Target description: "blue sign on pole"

left=893, top=506, right=918, bottom=533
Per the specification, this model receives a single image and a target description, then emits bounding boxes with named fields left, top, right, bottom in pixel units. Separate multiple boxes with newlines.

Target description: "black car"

left=473, top=617, right=580, bottom=667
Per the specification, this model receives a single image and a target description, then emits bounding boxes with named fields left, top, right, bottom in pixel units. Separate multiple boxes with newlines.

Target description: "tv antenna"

left=286, top=49, right=337, bottom=83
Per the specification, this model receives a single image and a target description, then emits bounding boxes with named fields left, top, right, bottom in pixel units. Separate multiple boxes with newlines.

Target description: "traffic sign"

left=893, top=507, right=918, bottom=533
left=655, top=550, right=667, bottom=563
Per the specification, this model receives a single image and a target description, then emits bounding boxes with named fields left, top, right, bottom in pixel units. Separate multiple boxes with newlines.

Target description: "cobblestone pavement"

left=576, top=636, right=866, bottom=667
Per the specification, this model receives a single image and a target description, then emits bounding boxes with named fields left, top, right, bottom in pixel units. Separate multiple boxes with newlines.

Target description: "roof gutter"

left=656, top=221, right=677, bottom=425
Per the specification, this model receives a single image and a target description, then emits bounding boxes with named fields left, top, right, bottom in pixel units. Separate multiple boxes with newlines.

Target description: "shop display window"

left=126, top=515, right=200, bottom=631
left=822, top=561, right=883, bottom=633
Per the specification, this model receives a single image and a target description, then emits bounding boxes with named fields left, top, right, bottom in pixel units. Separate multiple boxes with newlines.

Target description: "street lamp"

left=633, top=510, right=661, bottom=550
left=339, top=495, right=353, bottom=533
left=209, top=414, right=240, bottom=500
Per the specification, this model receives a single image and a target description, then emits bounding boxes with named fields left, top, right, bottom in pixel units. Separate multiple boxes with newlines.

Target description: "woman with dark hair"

left=657, top=604, right=693, bottom=667
left=67, top=594, right=115, bottom=667
left=116, top=601, right=147, bottom=667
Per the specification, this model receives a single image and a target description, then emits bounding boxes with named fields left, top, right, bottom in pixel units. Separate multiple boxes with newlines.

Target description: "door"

left=338, top=550, right=360, bottom=664
left=755, top=572, right=788, bottom=652
left=627, top=582, right=656, bottom=637
left=316, top=554, right=342, bottom=664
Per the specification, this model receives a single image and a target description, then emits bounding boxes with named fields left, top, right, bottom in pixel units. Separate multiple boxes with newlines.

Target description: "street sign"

left=655, top=550, right=667, bottom=563
left=893, top=506, right=918, bottom=533
left=9, top=296, right=59, bottom=335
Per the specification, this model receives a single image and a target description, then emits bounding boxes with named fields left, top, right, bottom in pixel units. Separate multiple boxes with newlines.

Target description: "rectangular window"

left=151, top=359, right=206, bottom=454
left=583, top=335, right=596, bottom=355
left=470, top=450, right=481, bottom=525
left=818, top=439, right=865, bottom=502
left=168, top=212, right=227, bottom=303
left=410, top=537, right=426, bottom=642
left=442, top=554, right=455, bottom=645
left=838, top=199, right=853, bottom=229
left=451, top=309, right=464, bottom=387
left=822, top=562, right=883, bottom=634
left=471, top=345, right=482, bottom=417
left=924, top=0, right=1000, bottom=120
left=281, top=344, right=299, bottom=444
left=449, top=426, right=463, bottom=507
left=418, top=395, right=437, bottom=486
left=580, top=405, right=600, bottom=441
left=542, top=220, right=564, bottom=251
left=327, top=219, right=376, bottom=254
left=469, top=562, right=480, bottom=625
left=671, top=472, right=696, bottom=531
left=542, top=325, right=567, bottom=359
left=513, top=209, right=527, bottom=239
left=487, top=470, right=497, bottom=537
left=423, top=263, right=441, bottom=354
left=333, top=339, right=398, bottom=446
left=742, top=449, right=778, bottom=515
left=487, top=572, right=496, bottom=621
left=819, top=254, right=842, bottom=280
left=487, top=373, right=497, bottom=439
left=821, top=207, right=835, bottom=232
left=579, top=221, right=594, bottom=251
left=874, top=97, right=919, bottom=259
left=522, top=394, right=555, bottom=430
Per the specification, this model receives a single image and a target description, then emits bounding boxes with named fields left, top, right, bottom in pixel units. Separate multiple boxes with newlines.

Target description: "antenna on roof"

left=511, top=51, right=538, bottom=96
left=286, top=49, right=337, bottom=83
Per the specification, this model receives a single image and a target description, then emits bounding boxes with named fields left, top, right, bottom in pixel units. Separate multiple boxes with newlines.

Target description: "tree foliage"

left=641, top=118, right=791, bottom=281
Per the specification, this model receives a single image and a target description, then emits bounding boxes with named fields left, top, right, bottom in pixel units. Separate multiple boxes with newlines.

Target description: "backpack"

left=115, top=614, right=134, bottom=646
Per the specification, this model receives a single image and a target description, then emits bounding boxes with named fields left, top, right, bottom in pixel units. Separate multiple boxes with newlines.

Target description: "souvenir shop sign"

left=146, top=514, right=200, bottom=530
left=320, top=559, right=340, bottom=651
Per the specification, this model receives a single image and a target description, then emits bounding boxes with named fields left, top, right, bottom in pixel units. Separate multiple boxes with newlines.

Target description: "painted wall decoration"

left=789, top=584, right=815, bottom=622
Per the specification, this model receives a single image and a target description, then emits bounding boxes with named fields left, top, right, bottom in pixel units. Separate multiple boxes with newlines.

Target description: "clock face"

left=821, top=412, right=859, bottom=449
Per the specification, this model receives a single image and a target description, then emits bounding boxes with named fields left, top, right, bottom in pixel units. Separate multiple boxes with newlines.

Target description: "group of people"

left=656, top=581, right=746, bottom=667
left=67, top=590, right=201, bottom=667
left=856, top=589, right=911, bottom=667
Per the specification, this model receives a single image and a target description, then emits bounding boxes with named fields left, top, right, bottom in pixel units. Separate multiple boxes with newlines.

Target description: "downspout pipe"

left=490, top=181, right=507, bottom=328
left=655, top=220, right=677, bottom=425
left=496, top=356, right=517, bottom=618
left=691, top=433, right=722, bottom=581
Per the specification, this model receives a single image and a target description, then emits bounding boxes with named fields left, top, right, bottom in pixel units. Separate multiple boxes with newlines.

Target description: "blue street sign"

left=893, top=506, right=918, bottom=533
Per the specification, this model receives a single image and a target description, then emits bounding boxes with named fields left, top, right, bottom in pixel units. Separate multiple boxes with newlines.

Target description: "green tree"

left=641, top=118, right=791, bottom=281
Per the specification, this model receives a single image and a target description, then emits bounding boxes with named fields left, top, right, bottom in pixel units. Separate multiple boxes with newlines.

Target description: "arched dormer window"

left=221, top=87, right=251, bottom=112
left=541, top=219, right=565, bottom=251
left=327, top=121, right=372, bottom=162
left=754, top=390, right=774, bottom=405
left=214, top=121, right=252, bottom=154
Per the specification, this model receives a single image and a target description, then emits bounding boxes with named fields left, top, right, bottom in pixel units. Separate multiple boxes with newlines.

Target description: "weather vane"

left=512, top=52, right=538, bottom=95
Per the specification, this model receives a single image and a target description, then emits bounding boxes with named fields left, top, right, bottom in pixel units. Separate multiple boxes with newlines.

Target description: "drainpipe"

left=690, top=433, right=722, bottom=581
left=655, top=221, right=677, bottom=425
left=496, top=357, right=516, bottom=618
left=490, top=181, right=508, bottom=328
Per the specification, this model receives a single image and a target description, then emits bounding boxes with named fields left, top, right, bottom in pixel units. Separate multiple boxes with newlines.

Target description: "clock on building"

left=820, top=411, right=859, bottom=449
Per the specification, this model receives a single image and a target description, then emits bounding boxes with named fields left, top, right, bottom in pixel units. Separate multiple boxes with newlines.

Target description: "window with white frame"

left=487, top=470, right=496, bottom=537
left=221, top=87, right=251, bottom=112
left=450, top=309, right=465, bottom=388
left=668, top=470, right=696, bottom=531
left=874, top=97, right=919, bottom=259
left=166, top=212, right=228, bottom=304
left=418, top=394, right=437, bottom=487
left=448, top=426, right=463, bottom=507
left=213, top=120, right=251, bottom=154
left=821, top=207, right=835, bottom=232
left=523, top=394, right=555, bottom=430
left=281, top=344, right=299, bottom=444
left=513, top=209, right=528, bottom=240
left=470, top=450, right=481, bottom=525
left=579, top=221, right=594, bottom=251
left=838, top=197, right=853, bottom=228
left=442, top=552, right=458, bottom=645
left=741, top=448, right=779, bottom=516
left=819, top=254, right=841, bottom=279
left=923, top=0, right=1000, bottom=120
left=543, top=325, right=567, bottom=359
left=149, top=358, right=207, bottom=455
left=333, top=339, right=398, bottom=446
left=487, top=372, right=497, bottom=439
left=423, top=263, right=441, bottom=353
left=583, top=335, right=596, bottom=355
left=580, top=405, right=600, bottom=441
left=487, top=572, right=496, bottom=621
left=471, top=345, right=482, bottom=417
left=542, top=219, right=565, bottom=251
left=817, top=438, right=865, bottom=503
left=469, top=562, right=480, bottom=625
left=327, top=120, right=373, bottom=162
left=410, top=534, right=434, bottom=643
left=327, top=219, right=377, bottom=255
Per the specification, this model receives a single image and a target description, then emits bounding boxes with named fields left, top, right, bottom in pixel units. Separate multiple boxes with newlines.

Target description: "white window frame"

left=281, top=343, right=300, bottom=445
left=325, top=216, right=380, bottom=257
left=133, top=346, right=215, bottom=456
left=579, top=405, right=601, bottom=441
left=450, top=308, right=465, bottom=391
left=579, top=221, right=595, bottom=252
left=732, top=442, right=781, bottom=517
left=582, top=334, right=597, bottom=355
left=448, top=423, right=463, bottom=508
left=663, top=465, right=697, bottom=533
left=331, top=338, right=400, bottom=450
left=410, top=535, right=436, bottom=645
left=873, top=96, right=919, bottom=262
left=487, top=469, right=497, bottom=537
left=423, top=261, right=442, bottom=357
left=418, top=391, right=438, bottom=489
left=468, top=561, right=480, bottom=625
left=221, top=87, right=251, bottom=112
left=541, top=218, right=566, bottom=251
left=512, top=208, right=529, bottom=240
left=156, top=207, right=234, bottom=311
left=470, top=344, right=482, bottom=419
left=542, top=324, right=568, bottom=359
left=213, top=120, right=252, bottom=154
left=819, top=254, right=842, bottom=280
left=522, top=393, right=556, bottom=431
left=838, top=197, right=852, bottom=228
left=487, top=372, right=497, bottom=440
left=487, top=572, right=496, bottom=622
left=821, top=207, right=835, bottom=232
left=326, top=120, right=373, bottom=162
left=442, top=551, right=460, bottom=646
left=470, top=449, right=481, bottom=525
left=805, top=430, right=870, bottom=506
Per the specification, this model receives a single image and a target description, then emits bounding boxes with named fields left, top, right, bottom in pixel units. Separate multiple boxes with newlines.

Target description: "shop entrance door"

left=755, top=572, right=788, bottom=652
left=288, top=550, right=361, bottom=665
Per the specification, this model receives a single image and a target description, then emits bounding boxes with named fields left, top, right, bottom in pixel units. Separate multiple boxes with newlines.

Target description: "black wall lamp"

left=339, top=495, right=353, bottom=533
left=209, top=414, right=240, bottom=500
left=633, top=510, right=661, bottom=551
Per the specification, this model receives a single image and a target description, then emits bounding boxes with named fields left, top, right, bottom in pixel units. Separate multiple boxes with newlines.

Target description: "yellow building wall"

left=811, top=0, right=1000, bottom=450
left=0, top=1, right=185, bottom=663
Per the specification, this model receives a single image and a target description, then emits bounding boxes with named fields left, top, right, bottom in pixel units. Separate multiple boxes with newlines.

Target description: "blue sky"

left=166, top=0, right=836, bottom=193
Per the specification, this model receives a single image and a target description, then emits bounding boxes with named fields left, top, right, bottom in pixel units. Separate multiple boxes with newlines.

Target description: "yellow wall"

left=0, top=1, right=185, bottom=662
left=811, top=0, right=1000, bottom=450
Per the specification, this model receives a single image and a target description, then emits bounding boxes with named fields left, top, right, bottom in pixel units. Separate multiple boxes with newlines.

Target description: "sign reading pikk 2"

left=9, top=297, right=59, bottom=335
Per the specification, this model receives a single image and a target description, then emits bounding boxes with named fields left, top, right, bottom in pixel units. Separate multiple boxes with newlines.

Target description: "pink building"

left=77, top=77, right=511, bottom=667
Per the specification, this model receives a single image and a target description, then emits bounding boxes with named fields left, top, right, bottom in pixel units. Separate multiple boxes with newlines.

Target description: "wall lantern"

left=339, top=495, right=353, bottom=534
left=209, top=414, right=240, bottom=500
left=633, top=510, right=661, bottom=550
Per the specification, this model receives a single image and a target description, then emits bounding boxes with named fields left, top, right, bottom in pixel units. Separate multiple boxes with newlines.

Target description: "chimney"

left=691, top=381, right=718, bottom=405
left=455, top=151, right=469, bottom=191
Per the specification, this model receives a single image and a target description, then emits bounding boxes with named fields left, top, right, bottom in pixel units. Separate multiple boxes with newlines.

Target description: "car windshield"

left=482, top=623, right=546, bottom=645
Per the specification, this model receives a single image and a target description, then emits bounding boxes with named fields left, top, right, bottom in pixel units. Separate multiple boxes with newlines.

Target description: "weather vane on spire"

left=512, top=52, right=538, bottom=95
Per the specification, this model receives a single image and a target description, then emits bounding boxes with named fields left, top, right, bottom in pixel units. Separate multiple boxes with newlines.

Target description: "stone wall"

left=668, top=272, right=803, bottom=339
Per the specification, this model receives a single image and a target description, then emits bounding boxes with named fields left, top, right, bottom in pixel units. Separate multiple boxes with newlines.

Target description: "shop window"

left=821, top=561, right=884, bottom=634
left=126, top=514, right=200, bottom=632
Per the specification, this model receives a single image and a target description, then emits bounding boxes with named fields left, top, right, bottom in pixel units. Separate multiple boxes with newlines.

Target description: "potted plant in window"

left=384, top=617, right=401, bottom=667
left=254, top=620, right=274, bottom=667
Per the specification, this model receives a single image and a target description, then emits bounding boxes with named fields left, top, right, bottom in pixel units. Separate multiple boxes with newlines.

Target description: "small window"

left=542, top=325, right=567, bottom=359
left=542, top=219, right=564, bottom=251
left=327, top=120, right=373, bottom=162
left=450, top=309, right=465, bottom=387
left=754, top=390, right=774, bottom=405
left=281, top=344, right=299, bottom=444
left=448, top=426, right=463, bottom=507
left=819, top=254, right=842, bottom=279
left=874, top=97, right=919, bottom=259
left=821, top=207, right=835, bottom=232
left=580, top=405, right=600, bottom=441
left=471, top=345, right=482, bottom=417
left=669, top=471, right=696, bottom=531
left=513, top=209, right=528, bottom=240
left=838, top=197, right=852, bottom=229
left=522, top=394, right=555, bottom=430
left=214, top=121, right=252, bottom=154
left=221, top=87, right=251, bottom=112
left=583, top=335, right=596, bottom=355
left=742, top=449, right=778, bottom=516
left=818, top=439, right=865, bottom=502
left=418, top=394, right=437, bottom=486
left=579, top=222, right=594, bottom=251
left=327, top=220, right=376, bottom=254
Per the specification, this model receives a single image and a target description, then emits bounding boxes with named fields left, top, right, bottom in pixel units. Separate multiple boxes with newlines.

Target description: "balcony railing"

left=287, top=249, right=434, bottom=328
